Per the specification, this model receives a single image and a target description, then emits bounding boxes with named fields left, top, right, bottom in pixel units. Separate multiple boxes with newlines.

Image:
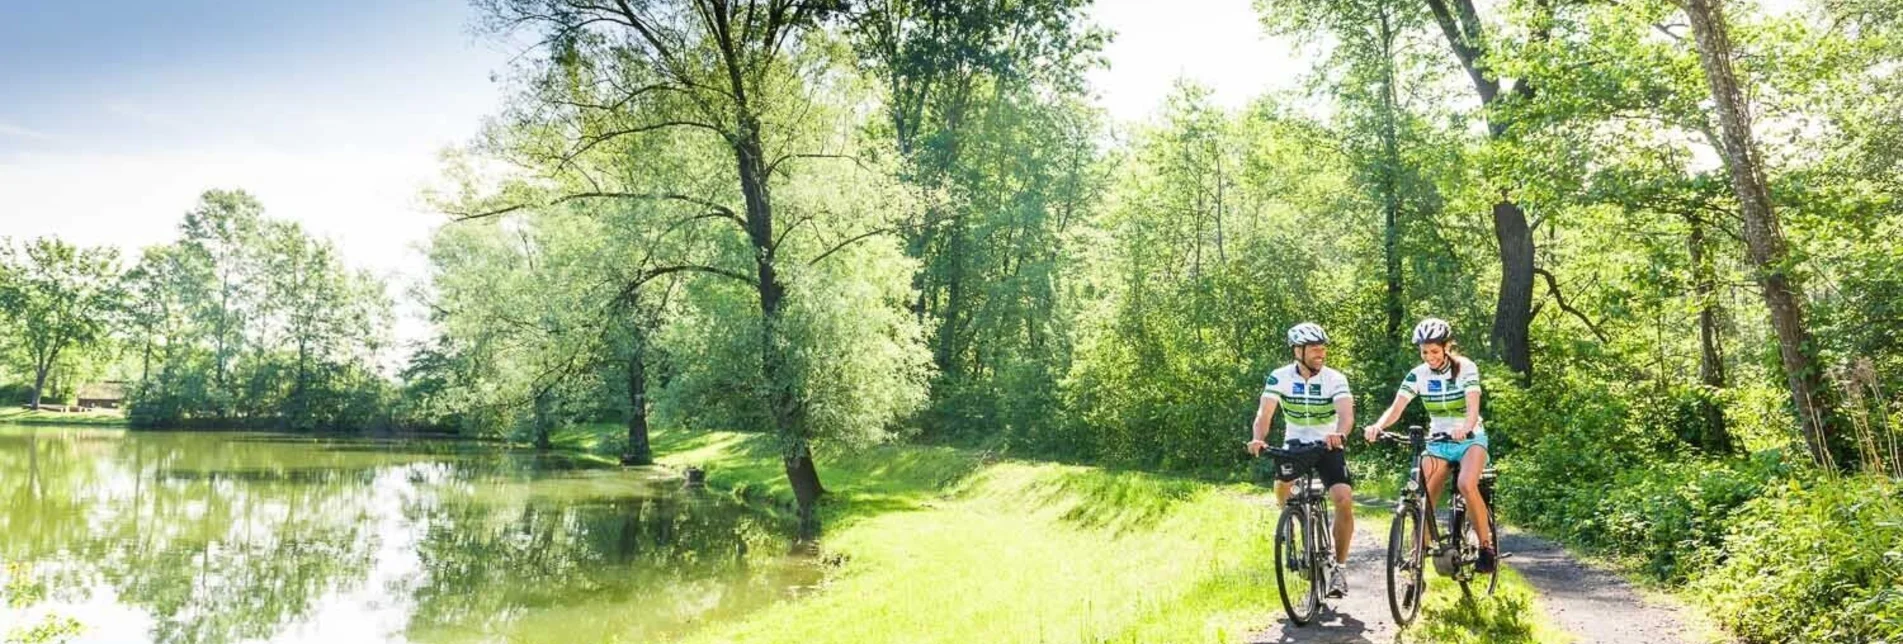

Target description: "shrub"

left=1592, top=452, right=1789, bottom=582
left=1692, top=475, right=1903, bottom=643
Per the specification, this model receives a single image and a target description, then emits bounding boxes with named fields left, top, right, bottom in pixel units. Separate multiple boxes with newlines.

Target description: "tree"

left=1420, top=0, right=1548, bottom=379
left=177, top=190, right=266, bottom=418
left=469, top=0, right=932, bottom=537
left=119, top=190, right=393, bottom=429
left=1260, top=0, right=1455, bottom=377
left=845, top=0, right=1103, bottom=392
left=1675, top=0, right=1849, bottom=468
left=0, top=238, right=122, bottom=410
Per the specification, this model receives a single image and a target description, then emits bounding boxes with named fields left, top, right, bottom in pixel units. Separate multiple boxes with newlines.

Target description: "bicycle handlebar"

left=1374, top=426, right=1458, bottom=444
left=1263, top=440, right=1328, bottom=460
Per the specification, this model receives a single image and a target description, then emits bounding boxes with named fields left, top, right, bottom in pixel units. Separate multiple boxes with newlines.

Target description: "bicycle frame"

left=1385, top=425, right=1495, bottom=592
left=1290, top=467, right=1335, bottom=564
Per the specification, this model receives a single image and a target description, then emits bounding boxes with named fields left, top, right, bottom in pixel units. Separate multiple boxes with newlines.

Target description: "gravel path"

left=1498, top=530, right=1718, bottom=644
left=1241, top=498, right=1710, bottom=644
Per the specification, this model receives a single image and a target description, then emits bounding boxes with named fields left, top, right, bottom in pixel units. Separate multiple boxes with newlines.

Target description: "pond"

left=0, top=426, right=819, bottom=643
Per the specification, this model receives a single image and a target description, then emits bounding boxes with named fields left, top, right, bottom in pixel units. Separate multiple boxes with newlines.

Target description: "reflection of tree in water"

left=404, top=491, right=816, bottom=643
left=1, top=430, right=813, bottom=643
left=1, top=430, right=381, bottom=644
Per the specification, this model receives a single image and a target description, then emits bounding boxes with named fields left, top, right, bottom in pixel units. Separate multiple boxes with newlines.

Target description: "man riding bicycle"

left=1360, top=318, right=1497, bottom=573
left=1248, top=322, right=1356, bottom=598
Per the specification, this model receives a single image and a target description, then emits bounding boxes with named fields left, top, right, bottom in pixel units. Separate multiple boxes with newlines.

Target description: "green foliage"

left=0, top=238, right=122, bottom=408
left=1488, top=373, right=1644, bottom=536
left=120, top=190, right=393, bottom=430
left=404, top=0, right=1903, bottom=637
left=1593, top=454, right=1790, bottom=582
left=4, top=561, right=83, bottom=644
left=3, top=616, right=81, bottom=644
left=1693, top=476, right=1903, bottom=643
left=1059, top=86, right=1370, bottom=471
left=1405, top=588, right=1542, bottom=644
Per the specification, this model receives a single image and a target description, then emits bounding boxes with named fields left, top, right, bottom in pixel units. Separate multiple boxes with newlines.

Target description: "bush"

left=1488, top=373, right=1663, bottom=541
left=1692, top=475, right=1903, bottom=643
left=0, top=381, right=32, bottom=406
left=1593, top=452, right=1789, bottom=582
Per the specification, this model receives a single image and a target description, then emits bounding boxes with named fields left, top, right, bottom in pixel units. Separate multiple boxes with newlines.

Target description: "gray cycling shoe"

left=1327, top=562, right=1348, bottom=598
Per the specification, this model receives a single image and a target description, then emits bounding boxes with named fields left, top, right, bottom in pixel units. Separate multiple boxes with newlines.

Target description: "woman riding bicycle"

left=1360, top=318, right=1497, bottom=573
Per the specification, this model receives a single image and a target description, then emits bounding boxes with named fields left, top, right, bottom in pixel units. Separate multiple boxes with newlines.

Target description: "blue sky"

left=0, top=0, right=1300, bottom=350
left=0, top=0, right=506, bottom=153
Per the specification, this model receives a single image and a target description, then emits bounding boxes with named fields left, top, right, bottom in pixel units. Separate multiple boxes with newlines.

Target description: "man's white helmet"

left=1411, top=318, right=1453, bottom=345
left=1287, top=322, right=1329, bottom=347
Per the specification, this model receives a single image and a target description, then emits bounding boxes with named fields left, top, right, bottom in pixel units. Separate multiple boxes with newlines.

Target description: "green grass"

left=1405, top=567, right=1570, bottom=643
left=0, top=407, right=128, bottom=427
left=566, top=423, right=1572, bottom=643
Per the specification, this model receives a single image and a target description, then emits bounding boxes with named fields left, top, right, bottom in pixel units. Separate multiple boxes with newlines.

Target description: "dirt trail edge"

left=1245, top=498, right=1711, bottom=644
left=1498, top=529, right=1718, bottom=644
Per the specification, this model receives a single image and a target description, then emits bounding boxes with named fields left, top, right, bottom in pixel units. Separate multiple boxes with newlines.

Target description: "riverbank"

left=613, top=425, right=1566, bottom=643
left=0, top=408, right=127, bottom=427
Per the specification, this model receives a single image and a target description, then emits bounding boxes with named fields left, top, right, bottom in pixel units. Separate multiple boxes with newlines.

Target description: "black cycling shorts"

left=1273, top=442, right=1355, bottom=489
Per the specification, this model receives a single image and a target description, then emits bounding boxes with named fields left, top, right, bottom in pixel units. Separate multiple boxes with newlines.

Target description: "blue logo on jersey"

left=1291, top=383, right=1306, bottom=395
left=1427, top=380, right=1443, bottom=393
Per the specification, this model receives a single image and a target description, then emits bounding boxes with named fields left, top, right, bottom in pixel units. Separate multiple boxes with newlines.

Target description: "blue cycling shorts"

left=1425, top=432, right=1489, bottom=464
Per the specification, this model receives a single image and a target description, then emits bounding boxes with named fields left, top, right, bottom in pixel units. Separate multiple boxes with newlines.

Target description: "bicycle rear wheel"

left=1480, top=512, right=1500, bottom=597
left=1451, top=509, right=1499, bottom=598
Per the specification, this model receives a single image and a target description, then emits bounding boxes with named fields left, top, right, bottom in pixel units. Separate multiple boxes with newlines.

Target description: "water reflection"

left=0, top=427, right=817, bottom=643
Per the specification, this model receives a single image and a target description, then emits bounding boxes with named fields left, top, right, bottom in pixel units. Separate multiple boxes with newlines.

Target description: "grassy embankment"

left=0, top=408, right=128, bottom=427
left=553, top=423, right=1566, bottom=643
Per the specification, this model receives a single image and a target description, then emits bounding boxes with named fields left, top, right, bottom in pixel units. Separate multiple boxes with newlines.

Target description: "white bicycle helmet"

left=1411, top=318, right=1452, bottom=345
left=1286, top=322, right=1329, bottom=347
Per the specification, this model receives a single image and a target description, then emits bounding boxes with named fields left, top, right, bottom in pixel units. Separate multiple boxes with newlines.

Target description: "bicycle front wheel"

left=1275, top=503, right=1320, bottom=625
left=1386, top=503, right=1426, bottom=626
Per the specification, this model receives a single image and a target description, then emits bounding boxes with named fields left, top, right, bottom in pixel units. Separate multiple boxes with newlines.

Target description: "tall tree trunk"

left=295, top=337, right=309, bottom=429
left=735, top=120, right=826, bottom=539
left=1689, top=213, right=1735, bottom=452
left=30, top=366, right=48, bottom=410
left=533, top=388, right=553, bottom=451
left=1492, top=200, right=1536, bottom=377
left=934, top=224, right=966, bottom=378
left=622, top=332, right=653, bottom=467
left=1424, top=0, right=1538, bottom=380
left=1377, top=7, right=1408, bottom=374
left=1679, top=0, right=1847, bottom=469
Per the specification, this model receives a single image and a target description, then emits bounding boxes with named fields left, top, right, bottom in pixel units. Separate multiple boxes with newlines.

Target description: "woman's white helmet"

left=1287, top=322, right=1329, bottom=347
left=1411, top=318, right=1452, bottom=345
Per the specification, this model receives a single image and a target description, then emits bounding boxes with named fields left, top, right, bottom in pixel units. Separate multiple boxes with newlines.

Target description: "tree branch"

left=614, top=263, right=756, bottom=303
left=548, top=82, right=682, bottom=114
left=766, top=152, right=871, bottom=178
left=808, top=227, right=897, bottom=267
left=451, top=191, right=744, bottom=229
left=560, top=120, right=724, bottom=170
left=1424, top=0, right=1500, bottom=104
left=1534, top=267, right=1610, bottom=342
left=774, top=212, right=814, bottom=253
